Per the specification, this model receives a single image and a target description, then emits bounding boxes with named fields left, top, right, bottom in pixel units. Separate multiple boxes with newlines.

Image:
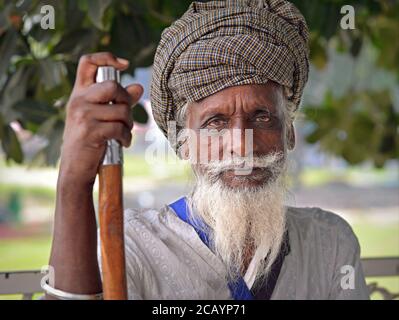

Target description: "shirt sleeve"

left=328, top=218, right=370, bottom=300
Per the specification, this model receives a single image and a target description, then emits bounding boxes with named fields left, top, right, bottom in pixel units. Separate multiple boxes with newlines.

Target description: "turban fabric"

left=150, top=0, right=310, bottom=137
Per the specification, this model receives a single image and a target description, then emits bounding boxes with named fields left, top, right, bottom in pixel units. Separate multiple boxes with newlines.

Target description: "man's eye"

left=206, top=118, right=226, bottom=127
left=255, top=114, right=271, bottom=122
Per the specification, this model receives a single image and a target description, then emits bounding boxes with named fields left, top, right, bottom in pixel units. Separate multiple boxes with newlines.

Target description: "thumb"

left=125, top=84, right=144, bottom=106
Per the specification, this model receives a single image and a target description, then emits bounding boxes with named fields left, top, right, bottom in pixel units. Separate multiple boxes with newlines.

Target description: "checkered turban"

left=150, top=0, right=309, bottom=137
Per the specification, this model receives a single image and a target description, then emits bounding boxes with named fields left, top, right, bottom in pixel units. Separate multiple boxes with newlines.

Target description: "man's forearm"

left=44, top=52, right=142, bottom=299
left=47, top=173, right=102, bottom=298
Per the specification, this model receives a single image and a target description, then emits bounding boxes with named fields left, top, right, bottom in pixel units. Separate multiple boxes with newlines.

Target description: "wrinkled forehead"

left=188, top=83, right=284, bottom=117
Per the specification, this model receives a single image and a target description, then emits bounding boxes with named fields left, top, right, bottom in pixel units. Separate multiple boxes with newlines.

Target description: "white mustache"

left=203, top=152, right=284, bottom=176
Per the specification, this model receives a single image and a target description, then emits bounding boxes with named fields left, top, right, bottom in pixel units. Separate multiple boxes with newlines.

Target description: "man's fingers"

left=75, top=52, right=129, bottom=88
left=90, top=103, right=133, bottom=130
left=125, top=84, right=144, bottom=105
left=95, top=122, right=132, bottom=148
left=84, top=82, right=144, bottom=107
left=84, top=81, right=133, bottom=105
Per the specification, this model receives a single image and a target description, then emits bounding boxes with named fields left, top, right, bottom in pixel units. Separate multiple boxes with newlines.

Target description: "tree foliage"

left=0, top=0, right=398, bottom=166
left=291, top=0, right=399, bottom=167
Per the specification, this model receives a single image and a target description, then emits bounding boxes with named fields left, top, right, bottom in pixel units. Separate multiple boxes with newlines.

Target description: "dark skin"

left=182, top=82, right=296, bottom=271
left=182, top=82, right=295, bottom=189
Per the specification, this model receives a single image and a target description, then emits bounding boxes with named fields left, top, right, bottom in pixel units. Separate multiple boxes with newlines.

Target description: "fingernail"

left=117, top=57, right=129, bottom=65
left=135, top=85, right=144, bottom=97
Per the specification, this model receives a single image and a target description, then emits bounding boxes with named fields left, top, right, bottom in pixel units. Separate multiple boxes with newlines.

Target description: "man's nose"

left=225, top=120, right=255, bottom=158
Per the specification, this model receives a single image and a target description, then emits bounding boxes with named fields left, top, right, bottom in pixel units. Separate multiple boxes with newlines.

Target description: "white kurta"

left=98, top=203, right=370, bottom=300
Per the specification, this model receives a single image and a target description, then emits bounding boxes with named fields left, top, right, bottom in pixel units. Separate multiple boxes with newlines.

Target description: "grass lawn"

left=0, top=236, right=52, bottom=271
left=0, top=236, right=51, bottom=300
left=351, top=221, right=399, bottom=300
left=300, top=166, right=398, bottom=187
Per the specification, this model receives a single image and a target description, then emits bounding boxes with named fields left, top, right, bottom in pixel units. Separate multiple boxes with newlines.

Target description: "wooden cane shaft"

left=98, top=164, right=127, bottom=300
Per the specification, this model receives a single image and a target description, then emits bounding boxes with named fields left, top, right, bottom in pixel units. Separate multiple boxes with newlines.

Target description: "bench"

left=1, top=257, right=398, bottom=299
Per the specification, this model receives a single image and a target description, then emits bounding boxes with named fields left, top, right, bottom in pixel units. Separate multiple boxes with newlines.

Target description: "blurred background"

left=0, top=0, right=398, bottom=299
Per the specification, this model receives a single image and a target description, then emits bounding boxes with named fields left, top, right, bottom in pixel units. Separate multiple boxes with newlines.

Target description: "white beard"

left=188, top=152, right=288, bottom=286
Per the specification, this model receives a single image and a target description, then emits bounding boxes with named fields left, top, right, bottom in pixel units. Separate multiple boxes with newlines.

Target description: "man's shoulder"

left=286, top=206, right=359, bottom=250
left=286, top=206, right=352, bottom=229
left=284, top=206, right=368, bottom=300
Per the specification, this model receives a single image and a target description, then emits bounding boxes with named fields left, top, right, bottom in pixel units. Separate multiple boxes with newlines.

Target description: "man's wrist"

left=57, top=163, right=96, bottom=192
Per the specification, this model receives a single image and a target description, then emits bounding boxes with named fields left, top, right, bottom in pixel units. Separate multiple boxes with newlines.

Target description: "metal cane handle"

left=96, top=66, right=123, bottom=166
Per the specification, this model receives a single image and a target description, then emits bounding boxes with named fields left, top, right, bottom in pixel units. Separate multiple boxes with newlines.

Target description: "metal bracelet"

left=41, top=278, right=103, bottom=300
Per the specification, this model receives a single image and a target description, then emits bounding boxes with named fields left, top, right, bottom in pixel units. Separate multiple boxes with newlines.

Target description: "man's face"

left=182, top=82, right=293, bottom=281
left=184, top=82, right=289, bottom=189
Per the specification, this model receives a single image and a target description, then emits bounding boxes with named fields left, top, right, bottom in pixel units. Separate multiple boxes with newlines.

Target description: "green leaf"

left=44, top=120, right=64, bottom=166
left=109, top=12, right=152, bottom=67
left=0, top=2, right=13, bottom=33
left=36, top=115, right=59, bottom=137
left=1, top=124, right=23, bottom=163
left=309, top=36, right=327, bottom=70
left=38, top=58, right=67, bottom=90
left=64, top=0, right=86, bottom=28
left=77, top=0, right=89, bottom=11
left=0, top=28, right=18, bottom=78
left=13, top=0, right=35, bottom=14
left=350, top=36, right=363, bottom=57
left=13, top=99, right=58, bottom=126
left=0, top=112, right=4, bottom=140
left=132, top=103, right=148, bottom=124
left=28, top=119, right=64, bottom=167
left=87, top=0, right=112, bottom=30
left=0, top=66, right=32, bottom=123
left=28, top=22, right=55, bottom=43
left=52, top=28, right=98, bottom=56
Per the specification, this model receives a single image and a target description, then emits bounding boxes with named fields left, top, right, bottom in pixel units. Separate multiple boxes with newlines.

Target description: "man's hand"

left=47, top=52, right=143, bottom=299
left=60, top=52, right=143, bottom=186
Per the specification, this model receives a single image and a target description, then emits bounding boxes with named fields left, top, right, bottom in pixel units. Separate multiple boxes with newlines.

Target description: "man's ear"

left=287, top=123, right=296, bottom=150
left=179, top=141, right=190, bottom=160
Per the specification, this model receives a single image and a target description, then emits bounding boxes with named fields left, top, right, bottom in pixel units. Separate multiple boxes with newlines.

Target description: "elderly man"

left=46, top=0, right=370, bottom=300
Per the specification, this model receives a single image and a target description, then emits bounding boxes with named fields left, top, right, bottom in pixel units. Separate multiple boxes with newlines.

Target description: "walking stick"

left=96, top=66, right=127, bottom=300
